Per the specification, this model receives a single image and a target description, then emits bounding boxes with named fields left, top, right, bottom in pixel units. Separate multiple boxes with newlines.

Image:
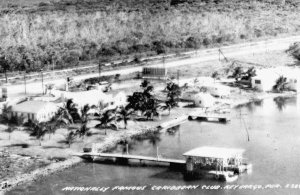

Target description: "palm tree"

left=165, top=81, right=181, bottom=99
left=273, top=76, right=288, bottom=93
left=65, top=130, right=77, bottom=148
left=54, top=99, right=79, bottom=126
left=144, top=99, right=159, bottom=120
left=116, top=107, right=133, bottom=129
left=80, top=104, right=91, bottom=123
left=55, top=107, right=74, bottom=126
left=68, top=122, right=89, bottom=140
left=26, top=121, right=48, bottom=146
left=160, top=98, right=178, bottom=115
left=94, top=109, right=117, bottom=135
left=162, top=81, right=181, bottom=115
left=65, top=99, right=80, bottom=122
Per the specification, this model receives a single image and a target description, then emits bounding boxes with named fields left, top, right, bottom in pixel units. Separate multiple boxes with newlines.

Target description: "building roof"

left=12, top=100, right=57, bottom=114
left=183, top=146, right=245, bottom=159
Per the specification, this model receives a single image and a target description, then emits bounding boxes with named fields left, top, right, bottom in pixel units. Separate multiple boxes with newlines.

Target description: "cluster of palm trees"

left=0, top=79, right=182, bottom=148
left=126, top=80, right=159, bottom=120
left=160, top=81, right=181, bottom=115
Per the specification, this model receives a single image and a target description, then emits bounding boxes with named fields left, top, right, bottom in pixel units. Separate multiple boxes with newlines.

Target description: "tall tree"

left=64, top=130, right=77, bottom=148
left=127, top=80, right=159, bottom=120
left=26, top=121, right=48, bottom=146
left=94, top=109, right=117, bottom=135
left=80, top=104, right=91, bottom=123
left=161, top=81, right=181, bottom=115
left=116, top=107, right=133, bottom=129
left=54, top=99, right=80, bottom=126
left=66, top=99, right=80, bottom=122
left=273, top=76, right=288, bottom=92
left=0, top=56, right=10, bottom=83
left=0, top=104, right=16, bottom=139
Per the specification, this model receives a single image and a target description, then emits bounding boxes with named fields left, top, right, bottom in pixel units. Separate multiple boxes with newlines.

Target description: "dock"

left=74, top=152, right=186, bottom=167
left=157, top=115, right=188, bottom=129
left=188, top=111, right=230, bottom=123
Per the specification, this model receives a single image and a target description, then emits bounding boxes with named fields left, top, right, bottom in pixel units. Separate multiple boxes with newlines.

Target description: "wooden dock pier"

left=75, top=152, right=186, bottom=167
left=188, top=112, right=230, bottom=123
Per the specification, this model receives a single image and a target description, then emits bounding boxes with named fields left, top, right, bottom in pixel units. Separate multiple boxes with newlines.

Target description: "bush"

left=152, top=41, right=168, bottom=54
left=185, top=36, right=201, bottom=49
left=98, top=45, right=119, bottom=57
left=84, top=75, right=115, bottom=84
left=203, top=38, right=212, bottom=46
left=287, top=42, right=300, bottom=61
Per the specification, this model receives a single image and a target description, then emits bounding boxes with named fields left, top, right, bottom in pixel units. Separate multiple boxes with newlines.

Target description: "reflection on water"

left=240, top=100, right=264, bottom=113
left=7, top=97, right=300, bottom=195
left=273, top=97, right=294, bottom=112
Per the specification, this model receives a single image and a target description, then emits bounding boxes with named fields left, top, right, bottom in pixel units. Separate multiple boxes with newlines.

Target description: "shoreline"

left=1, top=91, right=297, bottom=193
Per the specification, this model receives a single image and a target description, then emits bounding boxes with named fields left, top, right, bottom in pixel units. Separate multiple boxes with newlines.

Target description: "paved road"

left=2, top=35, right=300, bottom=99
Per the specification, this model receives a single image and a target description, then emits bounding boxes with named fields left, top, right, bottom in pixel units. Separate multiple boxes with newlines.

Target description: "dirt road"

left=2, top=35, right=300, bottom=99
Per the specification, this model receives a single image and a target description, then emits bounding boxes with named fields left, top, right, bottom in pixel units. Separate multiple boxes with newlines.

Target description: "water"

left=7, top=96, right=300, bottom=195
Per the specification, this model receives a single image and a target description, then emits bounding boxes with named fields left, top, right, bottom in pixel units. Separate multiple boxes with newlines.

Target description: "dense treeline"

left=0, top=0, right=299, bottom=73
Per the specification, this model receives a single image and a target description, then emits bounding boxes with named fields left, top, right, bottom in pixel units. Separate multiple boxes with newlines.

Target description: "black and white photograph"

left=0, top=0, right=300, bottom=194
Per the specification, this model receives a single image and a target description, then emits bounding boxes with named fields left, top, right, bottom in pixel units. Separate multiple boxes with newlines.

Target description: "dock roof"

left=183, top=146, right=245, bottom=159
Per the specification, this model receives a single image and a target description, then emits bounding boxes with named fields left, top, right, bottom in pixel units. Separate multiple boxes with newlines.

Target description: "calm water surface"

left=7, top=96, right=300, bottom=195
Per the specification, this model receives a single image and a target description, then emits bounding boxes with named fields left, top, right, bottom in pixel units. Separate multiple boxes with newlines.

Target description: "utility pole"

left=24, top=72, right=27, bottom=94
left=98, top=62, right=102, bottom=82
left=177, top=70, right=180, bottom=85
left=40, top=69, right=44, bottom=95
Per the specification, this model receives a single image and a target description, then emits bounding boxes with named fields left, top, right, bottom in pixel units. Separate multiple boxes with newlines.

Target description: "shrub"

left=185, top=36, right=201, bottom=49
left=152, top=41, right=167, bottom=54
left=203, top=38, right=212, bottom=46
left=286, top=42, right=300, bottom=61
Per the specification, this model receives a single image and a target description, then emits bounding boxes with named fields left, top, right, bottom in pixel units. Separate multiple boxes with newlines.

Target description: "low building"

left=251, top=67, right=300, bottom=92
left=182, top=91, right=215, bottom=108
left=142, top=67, right=167, bottom=80
left=11, top=100, right=59, bottom=123
left=251, top=69, right=280, bottom=92
left=199, top=84, right=231, bottom=98
left=52, top=89, right=127, bottom=110
left=276, top=67, right=300, bottom=92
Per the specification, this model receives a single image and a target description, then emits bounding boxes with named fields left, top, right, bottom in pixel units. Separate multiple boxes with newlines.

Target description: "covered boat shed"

left=183, top=146, right=245, bottom=180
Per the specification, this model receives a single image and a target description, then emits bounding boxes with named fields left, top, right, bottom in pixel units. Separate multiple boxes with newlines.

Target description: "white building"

left=182, top=91, right=215, bottom=108
left=51, top=89, right=127, bottom=109
left=199, top=84, right=231, bottom=97
left=251, top=69, right=280, bottom=92
left=11, top=100, right=59, bottom=123
left=251, top=67, right=300, bottom=92
left=193, top=93, right=215, bottom=108
left=276, top=67, right=300, bottom=92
